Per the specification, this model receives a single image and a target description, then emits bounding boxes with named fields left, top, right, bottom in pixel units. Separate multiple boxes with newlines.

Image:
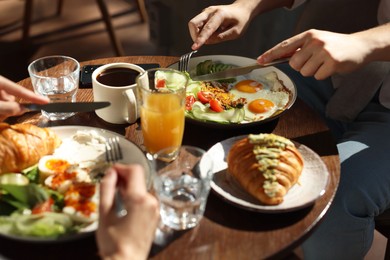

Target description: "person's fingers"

left=113, top=164, right=147, bottom=198
left=188, top=10, right=214, bottom=49
left=190, top=7, right=226, bottom=49
left=312, top=62, right=332, bottom=80
left=0, top=76, right=49, bottom=103
left=188, top=9, right=215, bottom=42
left=99, top=167, right=118, bottom=219
left=299, top=58, right=324, bottom=77
left=0, top=101, right=25, bottom=117
left=0, top=90, right=16, bottom=101
left=257, top=33, right=307, bottom=63
left=288, top=46, right=315, bottom=71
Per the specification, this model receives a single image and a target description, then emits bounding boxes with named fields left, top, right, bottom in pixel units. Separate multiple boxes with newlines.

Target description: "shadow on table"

left=293, top=130, right=338, bottom=157
left=148, top=192, right=313, bottom=257
left=183, top=119, right=278, bottom=150
left=150, top=223, right=192, bottom=257
left=0, top=233, right=99, bottom=260
left=204, top=192, right=313, bottom=231
left=6, top=111, right=129, bottom=136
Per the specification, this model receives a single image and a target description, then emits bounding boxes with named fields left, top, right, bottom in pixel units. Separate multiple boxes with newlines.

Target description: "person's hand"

left=97, top=164, right=159, bottom=260
left=188, top=3, right=252, bottom=50
left=257, top=29, right=372, bottom=80
left=0, top=76, right=49, bottom=121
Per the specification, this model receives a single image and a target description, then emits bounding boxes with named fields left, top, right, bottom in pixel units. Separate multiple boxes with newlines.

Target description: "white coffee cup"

left=92, top=63, right=144, bottom=124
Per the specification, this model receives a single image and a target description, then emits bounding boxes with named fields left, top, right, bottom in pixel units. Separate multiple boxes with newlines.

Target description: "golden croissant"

left=227, top=133, right=304, bottom=205
left=0, top=123, right=61, bottom=174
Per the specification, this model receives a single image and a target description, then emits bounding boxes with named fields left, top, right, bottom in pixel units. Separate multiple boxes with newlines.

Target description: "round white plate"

left=169, top=55, right=297, bottom=129
left=206, top=135, right=329, bottom=213
left=0, top=125, right=150, bottom=243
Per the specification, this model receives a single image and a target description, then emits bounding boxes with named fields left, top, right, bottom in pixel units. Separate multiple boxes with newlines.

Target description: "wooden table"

left=1, top=56, right=340, bottom=260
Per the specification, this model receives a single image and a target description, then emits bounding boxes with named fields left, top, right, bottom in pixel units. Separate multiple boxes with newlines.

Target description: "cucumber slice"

left=0, top=173, right=29, bottom=186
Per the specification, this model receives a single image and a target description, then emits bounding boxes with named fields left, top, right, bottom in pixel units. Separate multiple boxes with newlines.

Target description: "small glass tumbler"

left=28, top=55, right=80, bottom=120
left=151, top=145, right=213, bottom=230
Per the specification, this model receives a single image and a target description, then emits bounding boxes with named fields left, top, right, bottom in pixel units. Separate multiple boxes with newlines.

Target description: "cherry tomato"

left=32, top=198, right=54, bottom=214
left=197, top=91, right=212, bottom=104
left=185, top=95, right=196, bottom=111
left=156, top=79, right=166, bottom=88
left=209, top=99, right=224, bottom=112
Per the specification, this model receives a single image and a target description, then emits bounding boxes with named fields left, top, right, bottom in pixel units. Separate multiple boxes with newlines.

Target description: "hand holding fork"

left=96, top=162, right=159, bottom=260
left=178, top=50, right=197, bottom=72
left=104, top=136, right=127, bottom=217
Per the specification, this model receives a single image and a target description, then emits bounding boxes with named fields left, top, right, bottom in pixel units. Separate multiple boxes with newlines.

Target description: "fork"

left=178, top=50, right=197, bottom=72
left=105, top=136, right=127, bottom=217
left=105, top=136, right=123, bottom=163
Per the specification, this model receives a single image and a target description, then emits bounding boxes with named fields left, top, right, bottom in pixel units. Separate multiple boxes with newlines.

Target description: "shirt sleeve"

left=286, top=0, right=307, bottom=10
left=378, top=0, right=390, bottom=24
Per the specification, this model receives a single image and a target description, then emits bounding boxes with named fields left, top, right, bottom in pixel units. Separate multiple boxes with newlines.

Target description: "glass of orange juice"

left=137, top=68, right=189, bottom=159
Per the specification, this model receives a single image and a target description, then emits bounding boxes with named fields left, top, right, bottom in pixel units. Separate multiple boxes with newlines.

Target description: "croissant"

left=227, top=133, right=304, bottom=205
left=0, top=123, right=61, bottom=174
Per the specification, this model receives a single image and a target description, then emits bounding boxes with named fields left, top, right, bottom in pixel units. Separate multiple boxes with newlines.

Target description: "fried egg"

left=231, top=79, right=290, bottom=121
left=234, top=79, right=263, bottom=93
left=63, top=182, right=99, bottom=223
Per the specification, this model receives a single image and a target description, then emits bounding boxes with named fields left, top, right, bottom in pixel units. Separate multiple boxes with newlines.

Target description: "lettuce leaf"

left=186, top=81, right=202, bottom=97
left=187, top=101, right=245, bottom=123
left=22, top=164, right=40, bottom=183
left=0, top=183, right=65, bottom=215
left=0, top=212, right=74, bottom=238
left=0, top=184, right=48, bottom=209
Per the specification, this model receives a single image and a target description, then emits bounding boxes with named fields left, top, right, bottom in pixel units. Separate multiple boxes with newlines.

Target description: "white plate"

left=169, top=55, right=297, bottom=129
left=206, top=135, right=329, bottom=213
left=0, top=125, right=150, bottom=243
left=51, top=126, right=151, bottom=189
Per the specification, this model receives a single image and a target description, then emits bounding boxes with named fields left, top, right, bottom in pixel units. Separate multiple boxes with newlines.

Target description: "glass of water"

left=151, top=145, right=213, bottom=230
left=28, top=55, right=80, bottom=120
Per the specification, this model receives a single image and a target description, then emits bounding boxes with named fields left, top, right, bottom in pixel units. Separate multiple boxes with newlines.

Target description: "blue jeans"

left=278, top=64, right=390, bottom=259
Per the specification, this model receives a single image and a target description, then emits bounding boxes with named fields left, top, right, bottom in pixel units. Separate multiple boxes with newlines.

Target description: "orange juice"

left=141, top=92, right=185, bottom=154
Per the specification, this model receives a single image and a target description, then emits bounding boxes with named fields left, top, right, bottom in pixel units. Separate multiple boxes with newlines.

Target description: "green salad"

left=185, top=60, right=291, bottom=124
left=0, top=167, right=76, bottom=239
left=0, top=130, right=104, bottom=240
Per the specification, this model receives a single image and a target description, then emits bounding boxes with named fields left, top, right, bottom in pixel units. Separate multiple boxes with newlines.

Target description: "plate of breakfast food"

left=169, top=55, right=297, bottom=129
left=206, top=133, right=329, bottom=213
left=0, top=123, right=150, bottom=242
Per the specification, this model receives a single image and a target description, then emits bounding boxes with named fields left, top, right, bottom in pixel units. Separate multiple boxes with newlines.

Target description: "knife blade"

left=191, top=57, right=290, bottom=81
left=21, top=101, right=111, bottom=113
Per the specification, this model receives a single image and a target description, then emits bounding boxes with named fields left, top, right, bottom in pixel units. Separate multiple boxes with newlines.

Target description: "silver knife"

left=21, top=101, right=111, bottom=113
left=191, top=57, right=290, bottom=81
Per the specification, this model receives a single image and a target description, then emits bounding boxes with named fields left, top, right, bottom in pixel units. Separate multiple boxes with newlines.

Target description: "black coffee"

left=96, top=67, right=139, bottom=87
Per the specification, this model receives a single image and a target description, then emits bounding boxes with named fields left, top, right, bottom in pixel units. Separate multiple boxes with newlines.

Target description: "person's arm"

left=360, top=22, right=390, bottom=62
left=188, top=0, right=294, bottom=50
left=257, top=23, right=390, bottom=80
left=0, top=76, right=49, bottom=121
left=96, top=164, right=159, bottom=260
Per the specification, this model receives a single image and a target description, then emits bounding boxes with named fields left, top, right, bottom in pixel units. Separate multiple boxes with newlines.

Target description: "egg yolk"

left=46, top=159, right=70, bottom=173
left=248, top=99, right=275, bottom=113
left=234, top=80, right=263, bottom=93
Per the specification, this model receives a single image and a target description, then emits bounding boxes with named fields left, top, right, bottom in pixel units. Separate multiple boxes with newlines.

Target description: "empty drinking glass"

left=28, top=55, right=80, bottom=120
left=151, top=145, right=213, bottom=230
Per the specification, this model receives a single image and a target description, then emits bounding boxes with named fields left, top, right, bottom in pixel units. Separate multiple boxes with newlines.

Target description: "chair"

left=375, top=209, right=390, bottom=259
left=22, top=0, right=148, bottom=56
